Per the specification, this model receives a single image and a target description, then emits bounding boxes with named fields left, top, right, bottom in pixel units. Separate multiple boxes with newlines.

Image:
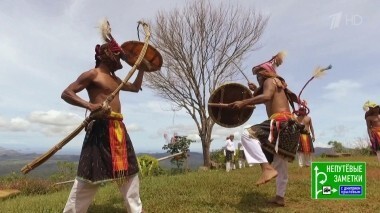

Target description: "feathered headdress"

left=252, top=51, right=287, bottom=75
left=99, top=18, right=112, bottom=42
left=96, top=18, right=123, bottom=53
left=363, top=100, right=379, bottom=112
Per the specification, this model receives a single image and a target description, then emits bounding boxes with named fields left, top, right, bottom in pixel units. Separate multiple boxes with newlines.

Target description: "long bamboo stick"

left=21, top=22, right=152, bottom=174
left=157, top=152, right=186, bottom=161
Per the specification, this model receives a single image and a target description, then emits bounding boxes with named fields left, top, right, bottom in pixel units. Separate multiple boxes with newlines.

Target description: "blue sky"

left=0, top=0, right=379, bottom=155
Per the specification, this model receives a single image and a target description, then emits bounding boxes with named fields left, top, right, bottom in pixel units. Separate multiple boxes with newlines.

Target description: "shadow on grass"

left=87, top=196, right=126, bottom=213
left=87, top=204, right=126, bottom=213
left=235, top=191, right=279, bottom=213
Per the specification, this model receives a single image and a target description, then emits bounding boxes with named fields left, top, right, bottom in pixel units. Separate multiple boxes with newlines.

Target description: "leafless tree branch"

left=145, top=0, right=267, bottom=166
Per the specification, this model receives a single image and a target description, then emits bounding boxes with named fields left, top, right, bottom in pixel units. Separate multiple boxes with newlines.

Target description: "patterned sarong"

left=225, top=150, right=234, bottom=162
left=247, top=112, right=301, bottom=162
left=298, top=130, right=314, bottom=153
left=370, top=127, right=380, bottom=152
left=77, top=112, right=139, bottom=184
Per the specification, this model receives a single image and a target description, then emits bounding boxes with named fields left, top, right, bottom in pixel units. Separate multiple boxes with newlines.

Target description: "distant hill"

left=0, top=146, right=334, bottom=177
left=138, top=152, right=204, bottom=170
left=0, top=146, right=80, bottom=177
left=0, top=146, right=22, bottom=156
left=314, top=147, right=334, bottom=156
left=0, top=146, right=204, bottom=177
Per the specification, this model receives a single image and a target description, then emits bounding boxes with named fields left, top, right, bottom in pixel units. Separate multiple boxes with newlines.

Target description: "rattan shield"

left=121, top=41, right=162, bottom=72
left=208, top=83, right=255, bottom=128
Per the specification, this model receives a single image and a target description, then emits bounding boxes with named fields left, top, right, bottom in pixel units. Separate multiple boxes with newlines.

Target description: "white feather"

left=99, top=18, right=112, bottom=42
left=313, top=66, right=326, bottom=78
left=276, top=51, right=287, bottom=61
left=313, top=65, right=332, bottom=78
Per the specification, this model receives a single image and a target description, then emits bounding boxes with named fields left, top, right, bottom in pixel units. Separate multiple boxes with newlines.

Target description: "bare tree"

left=352, top=136, right=372, bottom=156
left=145, top=1, right=268, bottom=166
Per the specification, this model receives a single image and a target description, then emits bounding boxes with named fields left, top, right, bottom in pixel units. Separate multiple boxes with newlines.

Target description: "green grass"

left=1, top=156, right=379, bottom=213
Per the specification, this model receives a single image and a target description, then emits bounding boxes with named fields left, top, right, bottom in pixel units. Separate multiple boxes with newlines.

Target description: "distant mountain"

left=314, top=147, right=334, bottom=156
left=0, top=146, right=22, bottom=157
left=0, top=146, right=204, bottom=177
left=0, top=146, right=334, bottom=177
left=138, top=152, right=204, bottom=170
left=0, top=146, right=80, bottom=177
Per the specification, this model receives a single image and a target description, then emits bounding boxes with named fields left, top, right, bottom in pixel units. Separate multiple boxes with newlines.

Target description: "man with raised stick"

left=61, top=19, right=146, bottom=213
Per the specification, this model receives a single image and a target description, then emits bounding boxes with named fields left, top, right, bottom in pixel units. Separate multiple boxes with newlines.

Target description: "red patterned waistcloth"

left=370, top=127, right=380, bottom=151
left=108, top=112, right=129, bottom=177
left=77, top=112, right=139, bottom=184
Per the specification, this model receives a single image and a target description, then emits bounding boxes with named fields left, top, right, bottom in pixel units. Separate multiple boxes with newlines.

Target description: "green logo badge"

left=311, top=162, right=366, bottom=199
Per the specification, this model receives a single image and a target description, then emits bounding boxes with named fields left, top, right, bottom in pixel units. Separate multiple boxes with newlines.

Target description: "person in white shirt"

left=224, top=134, right=235, bottom=172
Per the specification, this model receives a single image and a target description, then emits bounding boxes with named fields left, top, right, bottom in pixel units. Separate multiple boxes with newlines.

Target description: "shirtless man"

left=62, top=21, right=144, bottom=213
left=364, top=101, right=380, bottom=162
left=296, top=107, right=315, bottom=167
left=229, top=52, right=300, bottom=206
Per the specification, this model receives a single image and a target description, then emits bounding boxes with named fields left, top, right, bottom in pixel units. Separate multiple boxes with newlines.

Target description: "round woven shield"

left=121, top=41, right=163, bottom=72
left=208, top=83, right=255, bottom=128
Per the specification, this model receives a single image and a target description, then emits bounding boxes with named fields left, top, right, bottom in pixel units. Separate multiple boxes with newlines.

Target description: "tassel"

left=313, top=65, right=331, bottom=78
left=297, top=64, right=332, bottom=110
left=274, top=121, right=280, bottom=153
left=268, top=119, right=275, bottom=142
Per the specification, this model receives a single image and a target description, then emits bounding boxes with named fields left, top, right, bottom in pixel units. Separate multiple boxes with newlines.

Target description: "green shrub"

left=138, top=155, right=164, bottom=177
left=162, top=136, right=194, bottom=169
left=210, top=149, right=225, bottom=168
left=49, top=161, right=77, bottom=182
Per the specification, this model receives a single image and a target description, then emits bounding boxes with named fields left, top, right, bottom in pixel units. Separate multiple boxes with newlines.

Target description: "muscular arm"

left=230, top=78, right=275, bottom=109
left=119, top=70, right=145, bottom=92
left=61, top=70, right=100, bottom=111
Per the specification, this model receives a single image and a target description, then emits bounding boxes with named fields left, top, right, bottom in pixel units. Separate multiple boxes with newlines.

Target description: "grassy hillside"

left=1, top=156, right=379, bottom=213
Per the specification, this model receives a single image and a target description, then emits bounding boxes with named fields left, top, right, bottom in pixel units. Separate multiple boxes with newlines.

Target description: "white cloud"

left=40, top=125, right=84, bottom=137
left=0, top=116, right=7, bottom=127
left=322, top=79, right=361, bottom=100
left=126, top=123, right=143, bottom=132
left=186, top=134, right=200, bottom=141
left=9, top=117, right=31, bottom=131
left=0, top=116, right=31, bottom=132
left=29, top=110, right=83, bottom=126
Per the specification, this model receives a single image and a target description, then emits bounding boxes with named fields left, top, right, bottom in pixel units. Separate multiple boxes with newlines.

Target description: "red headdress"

left=252, top=51, right=287, bottom=76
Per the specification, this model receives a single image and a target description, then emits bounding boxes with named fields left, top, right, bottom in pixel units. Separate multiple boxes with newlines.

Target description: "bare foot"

left=255, top=167, right=278, bottom=186
left=268, top=195, right=285, bottom=206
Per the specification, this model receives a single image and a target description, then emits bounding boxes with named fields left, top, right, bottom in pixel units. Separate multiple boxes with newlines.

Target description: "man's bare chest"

left=92, top=75, right=120, bottom=93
